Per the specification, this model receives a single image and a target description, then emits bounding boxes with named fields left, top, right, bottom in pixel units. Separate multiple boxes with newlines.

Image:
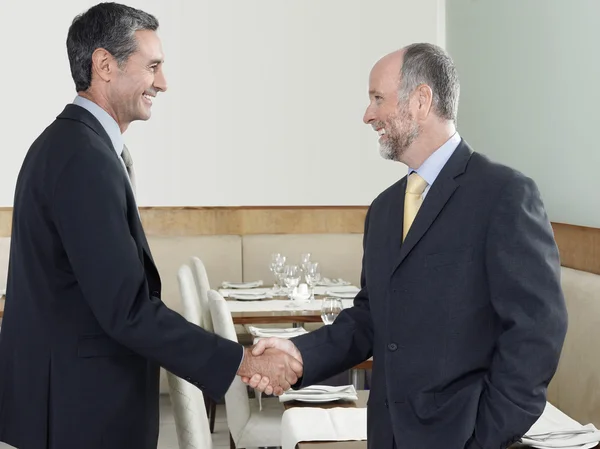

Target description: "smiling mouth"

left=142, top=93, right=154, bottom=105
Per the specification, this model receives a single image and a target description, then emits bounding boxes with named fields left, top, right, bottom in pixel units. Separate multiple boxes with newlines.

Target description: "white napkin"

left=229, top=293, right=272, bottom=301
left=279, top=384, right=358, bottom=403
left=221, top=280, right=263, bottom=289
left=218, top=287, right=273, bottom=298
left=313, top=285, right=359, bottom=296
left=281, top=406, right=366, bottom=449
left=521, top=402, right=600, bottom=449
left=317, top=278, right=351, bottom=287
left=248, top=326, right=308, bottom=339
left=325, top=289, right=359, bottom=299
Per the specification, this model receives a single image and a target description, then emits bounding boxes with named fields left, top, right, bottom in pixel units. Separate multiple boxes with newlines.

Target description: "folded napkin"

left=521, top=402, right=600, bottom=449
left=218, top=287, right=273, bottom=298
left=313, top=285, right=359, bottom=296
left=279, top=384, right=358, bottom=403
left=248, top=326, right=308, bottom=339
left=281, top=406, right=366, bottom=449
left=325, top=289, right=359, bottom=299
left=229, top=293, right=272, bottom=301
left=317, top=278, right=351, bottom=287
left=221, top=280, right=263, bottom=289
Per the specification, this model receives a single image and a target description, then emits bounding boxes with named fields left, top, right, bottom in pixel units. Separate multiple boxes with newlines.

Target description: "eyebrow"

left=149, top=58, right=164, bottom=65
left=369, top=89, right=383, bottom=96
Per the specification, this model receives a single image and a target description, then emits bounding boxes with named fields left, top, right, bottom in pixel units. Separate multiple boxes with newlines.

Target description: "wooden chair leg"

left=210, top=399, right=217, bottom=433
left=203, top=393, right=210, bottom=414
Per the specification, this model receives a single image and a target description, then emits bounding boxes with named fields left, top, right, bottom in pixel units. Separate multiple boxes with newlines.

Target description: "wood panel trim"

left=0, top=206, right=369, bottom=237
left=551, top=222, right=600, bottom=275
left=0, top=207, right=598, bottom=274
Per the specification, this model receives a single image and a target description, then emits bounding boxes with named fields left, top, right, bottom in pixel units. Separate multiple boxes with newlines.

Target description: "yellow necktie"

left=403, top=172, right=428, bottom=241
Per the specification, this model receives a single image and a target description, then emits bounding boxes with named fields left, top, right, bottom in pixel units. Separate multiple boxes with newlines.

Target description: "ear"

left=90, top=48, right=115, bottom=84
left=415, top=84, right=433, bottom=119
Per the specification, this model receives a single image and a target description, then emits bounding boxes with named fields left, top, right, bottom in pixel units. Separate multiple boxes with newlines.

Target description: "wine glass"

left=270, top=254, right=286, bottom=293
left=321, top=297, right=343, bottom=325
left=304, top=262, right=321, bottom=301
left=283, top=265, right=301, bottom=300
left=300, top=253, right=312, bottom=273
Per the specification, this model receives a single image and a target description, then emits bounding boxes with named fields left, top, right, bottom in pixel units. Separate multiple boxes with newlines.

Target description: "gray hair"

left=399, top=43, right=460, bottom=122
left=66, top=2, right=159, bottom=92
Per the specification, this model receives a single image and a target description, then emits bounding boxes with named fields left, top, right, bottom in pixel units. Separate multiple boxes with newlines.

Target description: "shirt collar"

left=72, top=95, right=123, bottom=157
left=408, top=132, right=461, bottom=186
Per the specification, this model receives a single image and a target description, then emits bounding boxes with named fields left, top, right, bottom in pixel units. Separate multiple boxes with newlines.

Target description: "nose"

left=154, top=69, right=168, bottom=93
left=363, top=105, right=375, bottom=125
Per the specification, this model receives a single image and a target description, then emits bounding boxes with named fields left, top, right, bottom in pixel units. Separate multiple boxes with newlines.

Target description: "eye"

left=149, top=65, right=158, bottom=72
left=375, top=95, right=383, bottom=101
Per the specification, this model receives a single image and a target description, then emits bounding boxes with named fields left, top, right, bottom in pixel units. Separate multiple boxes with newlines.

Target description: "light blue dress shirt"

left=72, top=95, right=128, bottom=175
left=408, top=132, right=461, bottom=199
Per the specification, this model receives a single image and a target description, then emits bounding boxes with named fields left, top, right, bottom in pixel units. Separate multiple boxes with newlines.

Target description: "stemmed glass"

left=321, top=297, right=343, bottom=325
left=269, top=253, right=286, bottom=293
left=304, top=262, right=321, bottom=302
left=283, top=265, right=301, bottom=300
left=300, top=253, right=312, bottom=273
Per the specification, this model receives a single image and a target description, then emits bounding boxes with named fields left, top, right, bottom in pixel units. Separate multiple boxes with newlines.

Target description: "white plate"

left=222, top=280, right=263, bottom=289
left=282, top=394, right=358, bottom=403
left=326, top=290, right=359, bottom=299
left=230, top=294, right=270, bottom=301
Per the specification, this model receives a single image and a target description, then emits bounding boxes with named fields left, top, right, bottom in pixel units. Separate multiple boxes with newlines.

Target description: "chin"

left=136, top=110, right=152, bottom=121
left=379, top=143, right=396, bottom=161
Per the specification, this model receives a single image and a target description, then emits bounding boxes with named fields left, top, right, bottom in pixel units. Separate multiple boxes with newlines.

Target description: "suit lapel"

left=392, top=141, right=474, bottom=274
left=387, top=178, right=407, bottom=264
left=59, top=104, right=161, bottom=287
left=57, top=104, right=115, bottom=154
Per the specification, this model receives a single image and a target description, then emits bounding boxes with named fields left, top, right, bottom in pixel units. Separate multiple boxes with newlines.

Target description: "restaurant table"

left=283, top=390, right=598, bottom=449
left=283, top=390, right=369, bottom=449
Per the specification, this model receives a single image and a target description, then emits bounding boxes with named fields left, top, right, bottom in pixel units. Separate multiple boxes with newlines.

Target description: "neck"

left=78, top=90, right=129, bottom=133
left=401, top=121, right=456, bottom=169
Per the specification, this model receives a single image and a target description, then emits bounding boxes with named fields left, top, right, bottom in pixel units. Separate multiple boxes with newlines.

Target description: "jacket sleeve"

left=468, top=174, right=568, bottom=449
left=292, top=206, right=374, bottom=387
left=52, top=148, right=243, bottom=400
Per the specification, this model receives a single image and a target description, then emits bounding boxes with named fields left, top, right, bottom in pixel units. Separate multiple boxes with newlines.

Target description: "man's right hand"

left=236, top=344, right=303, bottom=396
left=239, top=338, right=303, bottom=394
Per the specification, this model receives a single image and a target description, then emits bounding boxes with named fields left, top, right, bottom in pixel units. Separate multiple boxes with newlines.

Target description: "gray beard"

left=378, top=125, right=419, bottom=162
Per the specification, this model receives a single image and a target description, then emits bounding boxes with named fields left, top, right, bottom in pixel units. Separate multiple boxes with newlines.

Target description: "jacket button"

left=387, top=343, right=398, bottom=351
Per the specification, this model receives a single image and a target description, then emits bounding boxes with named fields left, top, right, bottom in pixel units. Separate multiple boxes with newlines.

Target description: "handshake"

left=237, top=338, right=303, bottom=396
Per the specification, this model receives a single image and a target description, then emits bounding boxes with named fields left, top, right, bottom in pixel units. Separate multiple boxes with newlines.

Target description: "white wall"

left=0, top=0, right=444, bottom=207
left=446, top=0, right=600, bottom=228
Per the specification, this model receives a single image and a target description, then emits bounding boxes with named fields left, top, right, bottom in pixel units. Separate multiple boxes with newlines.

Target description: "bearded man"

left=247, top=43, right=568, bottom=449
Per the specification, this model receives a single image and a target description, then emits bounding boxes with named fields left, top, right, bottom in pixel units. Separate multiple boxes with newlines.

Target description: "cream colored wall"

left=0, top=0, right=445, bottom=208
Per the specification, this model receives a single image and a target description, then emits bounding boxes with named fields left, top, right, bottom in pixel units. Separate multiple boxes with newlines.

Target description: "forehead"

left=369, top=54, right=402, bottom=93
left=131, top=29, right=164, bottom=62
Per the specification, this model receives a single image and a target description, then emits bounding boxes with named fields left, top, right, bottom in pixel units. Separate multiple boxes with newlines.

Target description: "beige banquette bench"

left=0, top=235, right=598, bottom=428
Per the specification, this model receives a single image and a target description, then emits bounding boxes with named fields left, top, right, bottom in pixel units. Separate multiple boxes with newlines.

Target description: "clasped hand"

left=237, top=338, right=303, bottom=396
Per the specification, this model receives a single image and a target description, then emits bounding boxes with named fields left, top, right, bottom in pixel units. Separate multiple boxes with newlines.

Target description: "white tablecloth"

left=226, top=299, right=355, bottom=313
left=281, top=407, right=367, bottom=449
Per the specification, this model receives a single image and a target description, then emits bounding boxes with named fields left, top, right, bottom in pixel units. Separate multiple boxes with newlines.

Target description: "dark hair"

left=66, top=2, right=159, bottom=91
left=399, top=43, right=460, bottom=122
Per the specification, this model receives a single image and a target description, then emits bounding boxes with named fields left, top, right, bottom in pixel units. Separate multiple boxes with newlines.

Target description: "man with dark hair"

left=248, top=43, right=568, bottom=449
left=0, top=3, right=301, bottom=449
